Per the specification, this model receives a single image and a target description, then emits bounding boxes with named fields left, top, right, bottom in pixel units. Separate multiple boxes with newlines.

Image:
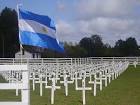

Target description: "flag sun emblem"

left=42, top=26, right=48, bottom=33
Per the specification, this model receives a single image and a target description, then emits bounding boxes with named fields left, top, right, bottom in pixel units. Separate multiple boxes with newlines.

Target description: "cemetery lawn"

left=0, top=65, right=140, bottom=105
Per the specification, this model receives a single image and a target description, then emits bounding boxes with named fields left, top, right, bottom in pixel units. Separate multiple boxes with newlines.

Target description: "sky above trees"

left=0, top=0, right=140, bottom=46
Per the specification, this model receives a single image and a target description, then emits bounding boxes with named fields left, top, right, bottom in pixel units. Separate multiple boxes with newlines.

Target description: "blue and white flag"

left=18, top=9, right=64, bottom=53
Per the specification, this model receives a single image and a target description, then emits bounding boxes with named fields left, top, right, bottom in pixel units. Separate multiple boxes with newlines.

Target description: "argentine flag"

left=18, top=9, right=64, bottom=53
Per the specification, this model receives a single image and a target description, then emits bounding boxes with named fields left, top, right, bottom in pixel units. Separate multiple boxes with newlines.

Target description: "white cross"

left=46, top=73, right=61, bottom=104
left=89, top=72, right=102, bottom=96
left=35, top=73, right=46, bottom=96
left=76, top=77, right=91, bottom=105
left=75, top=72, right=82, bottom=90
left=60, top=74, right=73, bottom=96
left=133, top=61, right=137, bottom=68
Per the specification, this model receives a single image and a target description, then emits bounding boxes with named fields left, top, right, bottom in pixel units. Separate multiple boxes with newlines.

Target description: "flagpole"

left=16, top=3, right=23, bottom=63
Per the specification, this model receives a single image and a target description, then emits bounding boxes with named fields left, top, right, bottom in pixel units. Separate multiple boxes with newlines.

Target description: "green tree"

left=64, top=42, right=87, bottom=57
left=114, top=39, right=126, bottom=56
left=103, top=44, right=114, bottom=57
left=0, top=7, right=19, bottom=57
left=114, top=37, right=139, bottom=56
left=125, top=37, right=139, bottom=56
left=79, top=35, right=104, bottom=57
left=79, top=37, right=92, bottom=56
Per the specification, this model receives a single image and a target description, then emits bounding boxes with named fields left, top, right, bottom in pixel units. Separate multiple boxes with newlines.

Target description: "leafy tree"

left=0, top=7, right=19, bottom=57
left=64, top=42, right=87, bottom=57
left=114, top=37, right=139, bottom=56
left=125, top=37, right=139, bottom=56
left=90, top=35, right=104, bottom=56
left=79, top=35, right=104, bottom=57
left=79, top=37, right=92, bottom=56
left=103, top=44, right=114, bottom=57
left=114, top=39, right=126, bottom=56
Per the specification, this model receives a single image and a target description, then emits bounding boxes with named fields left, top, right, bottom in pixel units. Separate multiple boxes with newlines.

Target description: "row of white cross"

left=29, top=61, right=129, bottom=105
left=0, top=59, right=136, bottom=105
left=0, top=65, right=29, bottom=105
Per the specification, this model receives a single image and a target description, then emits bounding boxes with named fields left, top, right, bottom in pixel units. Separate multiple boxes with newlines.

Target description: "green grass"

left=0, top=65, right=140, bottom=105
left=0, top=76, right=21, bottom=101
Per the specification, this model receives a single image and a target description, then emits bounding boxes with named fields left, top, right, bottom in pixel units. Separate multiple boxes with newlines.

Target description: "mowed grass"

left=0, top=65, right=140, bottom=105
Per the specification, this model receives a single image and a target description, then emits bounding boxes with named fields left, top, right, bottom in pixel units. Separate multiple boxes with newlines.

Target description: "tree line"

left=0, top=7, right=19, bottom=57
left=0, top=7, right=140, bottom=58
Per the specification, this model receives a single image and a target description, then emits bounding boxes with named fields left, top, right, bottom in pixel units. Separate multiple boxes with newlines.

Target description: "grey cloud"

left=77, top=0, right=140, bottom=20
left=56, top=0, right=140, bottom=45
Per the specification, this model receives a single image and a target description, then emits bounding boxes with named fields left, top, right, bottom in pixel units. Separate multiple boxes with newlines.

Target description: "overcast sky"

left=1, top=0, right=140, bottom=46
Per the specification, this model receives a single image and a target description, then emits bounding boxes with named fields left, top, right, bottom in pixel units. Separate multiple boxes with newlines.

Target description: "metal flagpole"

left=16, top=3, right=23, bottom=63
left=16, top=3, right=30, bottom=105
